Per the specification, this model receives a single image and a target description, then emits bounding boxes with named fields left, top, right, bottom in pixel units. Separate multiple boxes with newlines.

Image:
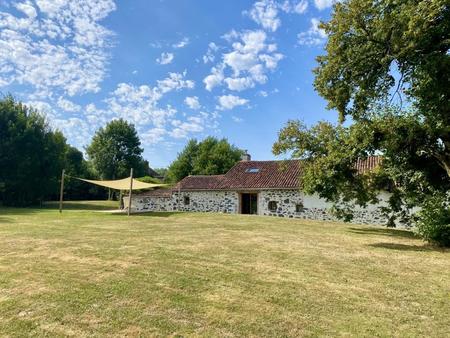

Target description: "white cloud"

left=247, top=0, right=280, bottom=32
left=294, top=0, right=308, bottom=13
left=297, top=18, right=327, bottom=46
left=279, top=0, right=308, bottom=13
left=106, top=72, right=194, bottom=127
left=203, top=42, right=219, bottom=64
left=231, top=115, right=243, bottom=123
left=314, top=0, right=334, bottom=10
left=170, top=116, right=205, bottom=138
left=258, top=90, right=268, bottom=97
left=156, top=71, right=195, bottom=94
left=204, top=30, right=283, bottom=92
left=142, top=127, right=167, bottom=144
left=0, top=0, right=116, bottom=97
left=184, top=96, right=201, bottom=110
left=57, top=97, right=81, bottom=112
left=172, top=37, right=190, bottom=48
left=204, top=65, right=225, bottom=91
left=156, top=52, right=174, bottom=65
left=224, top=77, right=255, bottom=91
left=216, top=95, right=249, bottom=110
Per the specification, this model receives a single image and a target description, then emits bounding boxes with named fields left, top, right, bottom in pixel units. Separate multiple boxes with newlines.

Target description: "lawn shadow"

left=0, top=207, right=41, bottom=216
left=43, top=201, right=118, bottom=211
left=109, top=211, right=180, bottom=218
left=368, top=242, right=448, bottom=252
left=349, top=227, right=417, bottom=239
left=131, top=211, right=180, bottom=218
left=0, top=216, right=13, bottom=224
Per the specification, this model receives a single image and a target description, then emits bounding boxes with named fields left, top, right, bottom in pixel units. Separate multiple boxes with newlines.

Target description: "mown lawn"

left=0, top=202, right=449, bottom=337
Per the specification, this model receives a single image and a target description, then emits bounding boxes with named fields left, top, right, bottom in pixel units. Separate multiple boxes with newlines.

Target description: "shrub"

left=416, top=193, right=450, bottom=247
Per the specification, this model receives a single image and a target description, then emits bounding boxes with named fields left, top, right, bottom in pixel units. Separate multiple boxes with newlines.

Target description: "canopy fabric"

left=75, top=177, right=167, bottom=190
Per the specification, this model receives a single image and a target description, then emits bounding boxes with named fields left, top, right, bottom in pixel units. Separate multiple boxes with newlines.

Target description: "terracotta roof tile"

left=141, top=156, right=382, bottom=193
left=176, top=175, right=226, bottom=190
left=355, top=156, right=382, bottom=174
left=139, top=188, right=172, bottom=197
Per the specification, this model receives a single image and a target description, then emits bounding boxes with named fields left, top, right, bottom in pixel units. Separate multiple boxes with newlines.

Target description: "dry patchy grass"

left=0, top=203, right=449, bottom=337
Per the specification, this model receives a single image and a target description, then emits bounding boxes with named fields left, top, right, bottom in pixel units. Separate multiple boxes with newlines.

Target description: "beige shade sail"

left=75, top=177, right=167, bottom=190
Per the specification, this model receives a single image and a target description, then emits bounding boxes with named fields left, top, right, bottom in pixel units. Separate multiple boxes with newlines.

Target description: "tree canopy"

left=0, top=96, right=68, bottom=205
left=274, top=0, right=450, bottom=236
left=166, top=137, right=244, bottom=183
left=86, top=119, right=146, bottom=180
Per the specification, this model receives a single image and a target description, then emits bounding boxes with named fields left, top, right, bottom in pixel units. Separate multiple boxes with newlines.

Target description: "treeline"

left=0, top=95, right=244, bottom=206
left=0, top=96, right=149, bottom=206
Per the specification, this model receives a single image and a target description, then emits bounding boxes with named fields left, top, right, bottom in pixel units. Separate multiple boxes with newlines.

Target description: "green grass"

left=0, top=202, right=449, bottom=337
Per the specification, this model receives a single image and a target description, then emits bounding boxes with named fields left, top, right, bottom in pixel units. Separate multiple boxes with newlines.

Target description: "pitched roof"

left=221, top=160, right=302, bottom=189
left=175, top=156, right=382, bottom=191
left=135, top=156, right=382, bottom=194
left=138, top=188, right=172, bottom=198
left=355, top=156, right=382, bottom=174
left=175, top=175, right=226, bottom=190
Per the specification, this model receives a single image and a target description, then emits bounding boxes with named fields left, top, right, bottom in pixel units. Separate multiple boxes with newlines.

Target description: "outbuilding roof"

left=140, top=156, right=382, bottom=194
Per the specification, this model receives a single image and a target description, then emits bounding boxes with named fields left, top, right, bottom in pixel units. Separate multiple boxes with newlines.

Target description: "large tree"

left=0, top=96, right=68, bottom=206
left=274, top=0, right=449, bottom=234
left=166, top=137, right=244, bottom=183
left=86, top=119, right=146, bottom=180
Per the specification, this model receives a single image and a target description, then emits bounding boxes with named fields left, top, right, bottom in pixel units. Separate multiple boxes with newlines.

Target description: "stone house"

left=128, top=155, right=389, bottom=224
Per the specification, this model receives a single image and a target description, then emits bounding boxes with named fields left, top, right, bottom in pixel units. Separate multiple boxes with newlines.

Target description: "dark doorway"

left=241, top=193, right=258, bottom=214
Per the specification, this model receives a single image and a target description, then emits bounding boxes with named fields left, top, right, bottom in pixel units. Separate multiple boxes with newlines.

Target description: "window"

left=268, top=201, right=277, bottom=212
left=183, top=196, right=190, bottom=205
left=295, top=202, right=304, bottom=212
left=245, top=168, right=260, bottom=173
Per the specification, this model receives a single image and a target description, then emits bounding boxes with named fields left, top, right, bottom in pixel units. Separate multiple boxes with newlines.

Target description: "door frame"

left=239, top=192, right=259, bottom=215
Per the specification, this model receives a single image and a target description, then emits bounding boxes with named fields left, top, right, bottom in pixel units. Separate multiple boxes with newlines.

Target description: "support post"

left=59, top=169, right=65, bottom=213
left=127, top=168, right=134, bottom=216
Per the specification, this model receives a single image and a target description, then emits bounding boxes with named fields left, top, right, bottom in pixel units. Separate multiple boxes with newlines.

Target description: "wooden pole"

left=127, top=168, right=134, bottom=216
left=59, top=169, right=65, bottom=213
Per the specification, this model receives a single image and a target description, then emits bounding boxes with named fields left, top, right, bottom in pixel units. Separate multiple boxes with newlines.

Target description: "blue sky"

left=0, top=0, right=338, bottom=168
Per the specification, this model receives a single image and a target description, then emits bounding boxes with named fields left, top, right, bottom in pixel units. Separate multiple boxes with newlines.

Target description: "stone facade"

left=258, top=189, right=389, bottom=225
left=128, top=188, right=390, bottom=225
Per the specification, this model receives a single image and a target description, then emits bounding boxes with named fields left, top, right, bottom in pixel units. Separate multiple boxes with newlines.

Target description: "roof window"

left=245, top=168, right=260, bottom=173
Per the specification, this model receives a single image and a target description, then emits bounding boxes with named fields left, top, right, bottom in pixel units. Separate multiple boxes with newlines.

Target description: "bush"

left=416, top=194, right=450, bottom=247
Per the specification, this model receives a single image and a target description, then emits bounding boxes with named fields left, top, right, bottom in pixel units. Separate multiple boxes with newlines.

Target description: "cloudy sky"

left=0, top=0, right=338, bottom=167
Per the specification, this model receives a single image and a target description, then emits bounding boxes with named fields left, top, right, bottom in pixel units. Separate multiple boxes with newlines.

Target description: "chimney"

left=241, top=150, right=251, bottom=161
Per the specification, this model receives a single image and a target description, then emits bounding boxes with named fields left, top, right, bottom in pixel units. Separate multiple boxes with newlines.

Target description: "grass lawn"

left=0, top=202, right=449, bottom=337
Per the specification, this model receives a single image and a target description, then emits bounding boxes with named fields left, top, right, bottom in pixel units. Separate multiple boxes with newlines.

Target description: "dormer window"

left=246, top=168, right=260, bottom=173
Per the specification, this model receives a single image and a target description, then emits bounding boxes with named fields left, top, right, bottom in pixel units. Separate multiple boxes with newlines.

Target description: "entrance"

left=241, top=193, right=258, bottom=214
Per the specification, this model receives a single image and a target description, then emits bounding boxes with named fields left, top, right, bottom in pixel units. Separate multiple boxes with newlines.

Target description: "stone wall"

left=127, top=190, right=239, bottom=214
left=175, top=191, right=239, bottom=213
left=129, top=189, right=390, bottom=225
left=258, top=190, right=389, bottom=225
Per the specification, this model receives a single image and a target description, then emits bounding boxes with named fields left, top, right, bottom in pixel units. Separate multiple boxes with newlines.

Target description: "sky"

left=0, top=0, right=339, bottom=168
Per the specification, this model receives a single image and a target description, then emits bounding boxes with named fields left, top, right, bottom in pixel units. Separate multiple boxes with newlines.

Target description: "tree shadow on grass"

left=368, top=242, right=448, bottom=252
left=112, top=211, right=180, bottom=218
left=348, top=227, right=417, bottom=239
left=43, top=201, right=118, bottom=211
left=0, top=217, right=13, bottom=224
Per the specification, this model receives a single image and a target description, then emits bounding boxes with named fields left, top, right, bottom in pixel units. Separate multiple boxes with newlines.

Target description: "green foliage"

left=136, top=176, right=162, bottom=184
left=416, top=193, right=450, bottom=247
left=0, top=96, right=67, bottom=206
left=315, top=0, right=449, bottom=124
left=166, top=137, right=244, bottom=182
left=86, top=119, right=145, bottom=179
left=275, top=0, right=450, bottom=235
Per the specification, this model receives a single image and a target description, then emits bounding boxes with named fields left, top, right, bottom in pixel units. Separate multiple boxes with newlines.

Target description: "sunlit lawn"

left=0, top=201, right=449, bottom=337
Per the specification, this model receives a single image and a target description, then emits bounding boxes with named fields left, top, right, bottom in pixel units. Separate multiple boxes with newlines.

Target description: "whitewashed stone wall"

left=259, top=190, right=389, bottom=225
left=128, top=189, right=390, bottom=225
left=127, top=191, right=239, bottom=214
left=175, top=191, right=239, bottom=213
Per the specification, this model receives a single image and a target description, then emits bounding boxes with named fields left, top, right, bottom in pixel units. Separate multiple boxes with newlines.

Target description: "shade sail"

left=76, top=177, right=167, bottom=190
